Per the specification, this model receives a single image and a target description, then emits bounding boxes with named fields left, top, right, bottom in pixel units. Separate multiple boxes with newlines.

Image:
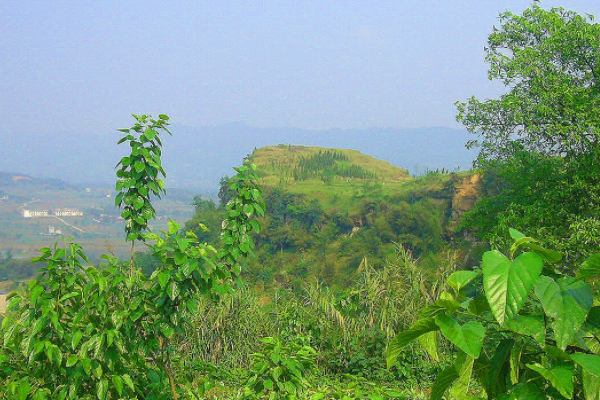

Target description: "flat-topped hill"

left=249, top=145, right=414, bottom=211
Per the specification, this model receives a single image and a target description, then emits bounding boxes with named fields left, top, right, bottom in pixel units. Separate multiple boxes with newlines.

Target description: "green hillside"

left=187, top=145, right=479, bottom=289
left=249, top=145, right=412, bottom=212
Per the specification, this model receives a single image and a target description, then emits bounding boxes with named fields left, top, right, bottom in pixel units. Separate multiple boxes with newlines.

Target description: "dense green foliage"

left=0, top=115, right=265, bottom=399
left=176, top=245, right=447, bottom=398
left=187, top=177, right=458, bottom=290
left=461, top=151, right=600, bottom=260
left=388, top=229, right=600, bottom=399
left=457, top=4, right=600, bottom=260
left=3, top=3, right=600, bottom=400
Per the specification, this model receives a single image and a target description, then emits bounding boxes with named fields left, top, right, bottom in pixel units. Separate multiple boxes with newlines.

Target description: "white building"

left=22, top=209, right=49, bottom=218
left=53, top=208, right=84, bottom=217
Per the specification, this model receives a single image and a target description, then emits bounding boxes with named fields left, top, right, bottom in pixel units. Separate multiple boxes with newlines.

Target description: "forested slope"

left=186, top=145, right=480, bottom=288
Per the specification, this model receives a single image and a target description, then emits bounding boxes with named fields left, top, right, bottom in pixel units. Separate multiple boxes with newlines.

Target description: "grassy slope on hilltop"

left=249, top=145, right=413, bottom=212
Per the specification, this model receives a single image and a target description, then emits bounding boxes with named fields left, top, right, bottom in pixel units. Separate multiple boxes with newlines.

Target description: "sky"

left=1, top=0, right=600, bottom=136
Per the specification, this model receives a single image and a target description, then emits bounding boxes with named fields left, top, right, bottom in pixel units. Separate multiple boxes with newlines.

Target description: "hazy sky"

left=2, top=1, right=599, bottom=135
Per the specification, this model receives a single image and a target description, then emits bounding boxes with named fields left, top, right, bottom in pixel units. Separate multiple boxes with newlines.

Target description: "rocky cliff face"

left=449, top=173, right=482, bottom=235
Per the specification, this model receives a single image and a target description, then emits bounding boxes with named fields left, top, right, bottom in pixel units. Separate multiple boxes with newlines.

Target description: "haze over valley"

left=1, top=124, right=475, bottom=191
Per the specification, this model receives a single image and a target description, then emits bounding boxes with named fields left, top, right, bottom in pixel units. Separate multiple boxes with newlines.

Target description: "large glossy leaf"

left=578, top=254, right=600, bottom=279
left=571, top=353, right=600, bottom=378
left=535, top=276, right=593, bottom=349
left=505, top=315, right=546, bottom=346
left=583, top=370, right=600, bottom=400
left=430, top=366, right=459, bottom=400
left=535, top=276, right=562, bottom=318
left=434, top=314, right=486, bottom=358
left=386, top=318, right=438, bottom=368
left=482, top=250, right=543, bottom=325
left=446, top=271, right=479, bottom=294
left=527, top=362, right=574, bottom=399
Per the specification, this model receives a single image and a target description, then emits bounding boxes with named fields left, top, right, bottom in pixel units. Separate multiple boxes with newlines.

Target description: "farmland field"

left=0, top=174, right=197, bottom=261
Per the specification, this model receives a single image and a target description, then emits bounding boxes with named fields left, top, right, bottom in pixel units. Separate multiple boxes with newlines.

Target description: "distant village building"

left=53, top=208, right=84, bottom=217
left=48, top=226, right=63, bottom=235
left=22, top=209, right=49, bottom=218
left=22, top=208, right=84, bottom=218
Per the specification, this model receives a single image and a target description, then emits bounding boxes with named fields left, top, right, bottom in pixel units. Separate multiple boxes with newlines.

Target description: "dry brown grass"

left=0, top=293, right=7, bottom=314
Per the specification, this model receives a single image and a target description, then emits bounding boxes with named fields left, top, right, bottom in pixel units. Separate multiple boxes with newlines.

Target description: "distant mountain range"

left=1, top=123, right=476, bottom=192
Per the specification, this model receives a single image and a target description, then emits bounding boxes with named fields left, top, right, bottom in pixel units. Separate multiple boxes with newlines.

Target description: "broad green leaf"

left=535, top=276, right=593, bottom=349
left=580, top=307, right=600, bottom=354
left=386, top=318, right=438, bottom=368
left=133, top=196, right=145, bottom=210
left=482, top=250, right=543, bottom=325
left=509, top=228, right=527, bottom=240
left=450, top=352, right=475, bottom=400
left=59, top=291, right=79, bottom=303
left=139, top=186, right=149, bottom=196
left=18, top=380, right=30, bottom=400
left=467, top=295, right=490, bottom=316
left=71, top=330, right=83, bottom=350
left=435, top=313, right=486, bottom=358
left=527, top=362, right=574, bottom=399
left=446, top=270, right=479, bottom=294
left=122, top=374, right=135, bottom=391
left=383, top=390, right=406, bottom=398
left=167, top=281, right=179, bottom=301
left=176, top=237, right=189, bottom=252
left=93, top=362, right=103, bottom=379
left=506, top=315, right=546, bottom=346
left=535, top=276, right=562, bottom=319
left=174, top=251, right=186, bottom=265
left=578, top=254, right=600, bottom=279
left=430, top=366, right=459, bottom=400
left=264, top=379, right=273, bottom=390
left=157, top=271, right=169, bottom=289
left=145, top=128, right=157, bottom=140
left=112, top=375, right=124, bottom=396
left=571, top=353, right=600, bottom=377
left=97, top=378, right=108, bottom=400
left=134, top=161, right=145, bottom=173
left=508, top=383, right=546, bottom=400
left=418, top=331, right=440, bottom=362
left=583, top=370, right=600, bottom=400
left=66, top=354, right=78, bottom=367
left=30, top=284, right=44, bottom=306
left=168, top=220, right=180, bottom=234
left=161, top=324, right=175, bottom=339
